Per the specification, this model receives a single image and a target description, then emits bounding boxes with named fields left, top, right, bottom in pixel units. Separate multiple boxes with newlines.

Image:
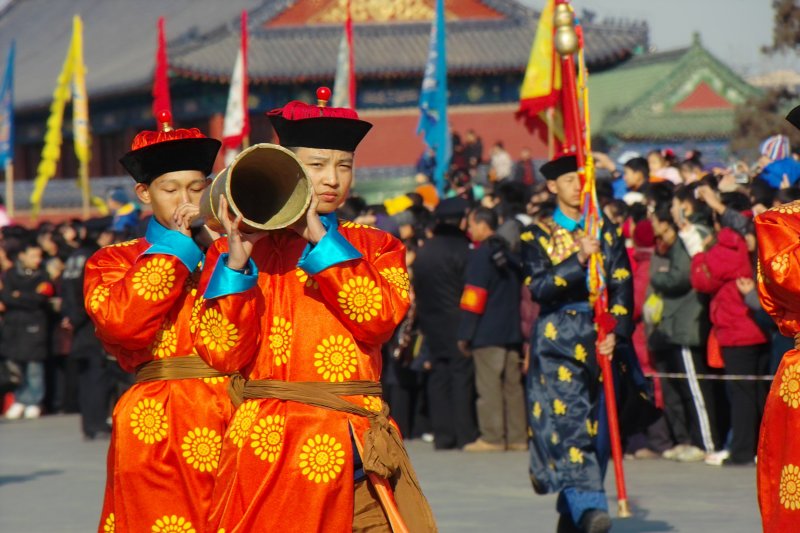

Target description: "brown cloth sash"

left=228, top=376, right=437, bottom=533
left=135, top=355, right=228, bottom=383
left=795, top=333, right=800, bottom=350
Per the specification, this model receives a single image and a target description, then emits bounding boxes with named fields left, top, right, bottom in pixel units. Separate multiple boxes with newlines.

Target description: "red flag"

left=222, top=10, right=250, bottom=163
left=152, top=17, right=172, bottom=119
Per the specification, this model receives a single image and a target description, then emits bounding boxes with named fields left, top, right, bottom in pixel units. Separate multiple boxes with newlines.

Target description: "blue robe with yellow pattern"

left=522, top=211, right=633, bottom=522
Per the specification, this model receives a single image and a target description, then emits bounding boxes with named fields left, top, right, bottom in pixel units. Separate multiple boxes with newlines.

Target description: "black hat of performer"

left=540, top=154, right=578, bottom=181
left=267, top=87, right=373, bottom=152
left=119, top=110, right=221, bottom=185
left=787, top=104, right=800, bottom=130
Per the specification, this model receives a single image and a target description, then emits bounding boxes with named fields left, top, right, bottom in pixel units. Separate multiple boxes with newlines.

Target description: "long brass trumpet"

left=200, top=143, right=312, bottom=233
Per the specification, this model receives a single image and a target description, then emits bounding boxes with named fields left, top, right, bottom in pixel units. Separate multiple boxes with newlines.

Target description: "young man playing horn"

left=193, top=89, right=436, bottom=532
left=84, top=112, right=234, bottom=533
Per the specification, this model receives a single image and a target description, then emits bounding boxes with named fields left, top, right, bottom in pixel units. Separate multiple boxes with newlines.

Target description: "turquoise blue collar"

left=553, top=207, right=584, bottom=232
left=145, top=217, right=170, bottom=244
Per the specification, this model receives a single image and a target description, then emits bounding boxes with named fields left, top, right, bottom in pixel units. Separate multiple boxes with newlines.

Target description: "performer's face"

left=547, top=171, right=582, bottom=210
left=294, top=148, right=354, bottom=214
left=135, top=170, right=209, bottom=230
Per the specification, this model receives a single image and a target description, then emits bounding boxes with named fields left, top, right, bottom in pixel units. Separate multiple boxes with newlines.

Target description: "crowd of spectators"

left=2, top=130, right=798, bottom=468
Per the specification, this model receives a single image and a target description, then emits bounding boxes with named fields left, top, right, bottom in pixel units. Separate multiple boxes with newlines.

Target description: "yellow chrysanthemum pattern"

left=295, top=268, right=319, bottom=290
left=380, top=267, right=410, bottom=299
left=103, top=513, right=115, bottom=533
left=198, top=308, right=239, bottom=353
left=130, top=398, right=168, bottom=444
left=151, top=514, right=195, bottom=533
left=544, top=322, right=557, bottom=340
left=558, top=366, right=572, bottom=382
left=611, top=304, right=629, bottom=316
left=201, top=376, right=225, bottom=385
left=89, top=285, right=110, bottom=312
left=250, top=414, right=285, bottom=463
left=569, top=447, right=585, bottom=464
left=612, top=268, right=631, bottom=280
left=553, top=399, right=567, bottom=416
left=532, top=401, right=542, bottom=420
left=151, top=321, right=177, bottom=359
left=189, top=296, right=204, bottom=333
left=337, top=276, right=383, bottom=323
left=780, top=364, right=800, bottom=409
left=575, top=344, right=588, bottom=362
left=364, top=396, right=383, bottom=412
left=109, top=239, right=138, bottom=248
left=586, top=419, right=599, bottom=437
left=228, top=401, right=259, bottom=448
left=131, top=257, right=176, bottom=301
left=773, top=254, right=790, bottom=276
left=269, top=317, right=293, bottom=366
left=181, top=427, right=222, bottom=473
left=781, top=464, right=800, bottom=510
left=314, top=335, right=358, bottom=382
left=299, top=433, right=346, bottom=484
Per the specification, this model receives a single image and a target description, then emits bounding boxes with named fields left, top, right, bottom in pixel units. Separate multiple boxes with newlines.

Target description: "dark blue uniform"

left=522, top=209, right=633, bottom=525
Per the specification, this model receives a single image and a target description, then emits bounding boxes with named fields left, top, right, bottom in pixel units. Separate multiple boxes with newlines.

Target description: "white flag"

left=222, top=48, right=246, bottom=165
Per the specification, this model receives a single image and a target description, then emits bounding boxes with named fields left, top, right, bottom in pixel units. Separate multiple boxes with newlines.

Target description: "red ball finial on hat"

left=157, top=109, right=174, bottom=132
left=316, top=86, right=331, bottom=108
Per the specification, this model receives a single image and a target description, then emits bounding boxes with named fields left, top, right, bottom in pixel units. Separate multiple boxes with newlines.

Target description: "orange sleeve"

left=193, top=239, right=263, bottom=373
left=755, top=207, right=800, bottom=336
left=83, top=243, right=192, bottom=352
left=308, top=231, right=411, bottom=345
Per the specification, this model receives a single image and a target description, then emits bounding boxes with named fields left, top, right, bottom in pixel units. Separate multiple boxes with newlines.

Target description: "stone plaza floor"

left=0, top=414, right=760, bottom=532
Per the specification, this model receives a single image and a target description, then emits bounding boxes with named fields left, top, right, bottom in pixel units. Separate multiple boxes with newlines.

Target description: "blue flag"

left=417, top=0, right=450, bottom=194
left=0, top=41, right=13, bottom=169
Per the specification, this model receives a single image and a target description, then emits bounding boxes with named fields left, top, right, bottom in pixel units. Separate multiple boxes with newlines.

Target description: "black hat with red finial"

left=119, top=110, right=222, bottom=184
left=267, top=87, right=372, bottom=152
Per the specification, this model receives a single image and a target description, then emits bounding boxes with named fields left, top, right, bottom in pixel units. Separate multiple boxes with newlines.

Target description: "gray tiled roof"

left=0, top=0, right=647, bottom=109
left=0, top=0, right=265, bottom=109
left=172, top=5, right=648, bottom=82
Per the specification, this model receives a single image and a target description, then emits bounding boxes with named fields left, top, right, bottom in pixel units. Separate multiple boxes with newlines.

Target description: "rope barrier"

left=647, top=372, right=774, bottom=382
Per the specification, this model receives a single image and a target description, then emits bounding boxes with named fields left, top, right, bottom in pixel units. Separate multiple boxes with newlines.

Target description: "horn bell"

left=200, top=143, right=312, bottom=233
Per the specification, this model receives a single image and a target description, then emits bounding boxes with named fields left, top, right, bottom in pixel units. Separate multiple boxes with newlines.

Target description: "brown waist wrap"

left=228, top=375, right=437, bottom=533
left=795, top=333, right=800, bottom=350
left=135, top=355, right=228, bottom=383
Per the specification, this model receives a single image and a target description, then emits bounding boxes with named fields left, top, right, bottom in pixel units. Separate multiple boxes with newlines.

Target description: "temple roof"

left=171, top=0, right=648, bottom=83
left=588, top=36, right=762, bottom=141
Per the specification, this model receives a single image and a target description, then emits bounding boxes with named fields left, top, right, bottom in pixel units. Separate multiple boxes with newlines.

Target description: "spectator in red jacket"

left=690, top=225, right=769, bottom=465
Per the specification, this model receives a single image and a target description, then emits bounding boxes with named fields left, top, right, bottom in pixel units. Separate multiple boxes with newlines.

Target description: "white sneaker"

left=704, top=449, right=731, bottom=466
left=4, top=402, right=25, bottom=419
left=662, top=444, right=690, bottom=460
left=676, top=445, right=706, bottom=462
left=23, top=405, right=41, bottom=419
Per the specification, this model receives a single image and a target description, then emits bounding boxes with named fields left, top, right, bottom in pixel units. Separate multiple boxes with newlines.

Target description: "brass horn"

left=200, top=143, right=312, bottom=233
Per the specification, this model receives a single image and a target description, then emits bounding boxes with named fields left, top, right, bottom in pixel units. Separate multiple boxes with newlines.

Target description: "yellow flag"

left=516, top=0, right=564, bottom=146
left=30, top=18, right=81, bottom=216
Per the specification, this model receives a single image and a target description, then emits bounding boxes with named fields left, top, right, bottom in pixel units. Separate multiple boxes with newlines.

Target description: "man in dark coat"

left=412, top=197, right=479, bottom=449
left=458, top=206, right=526, bottom=452
left=2, top=240, right=55, bottom=419
left=522, top=155, right=633, bottom=533
left=61, top=217, right=116, bottom=439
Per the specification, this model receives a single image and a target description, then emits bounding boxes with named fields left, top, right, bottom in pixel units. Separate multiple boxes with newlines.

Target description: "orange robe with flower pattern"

left=194, top=221, right=411, bottom=532
left=84, top=234, right=233, bottom=533
left=755, top=202, right=800, bottom=531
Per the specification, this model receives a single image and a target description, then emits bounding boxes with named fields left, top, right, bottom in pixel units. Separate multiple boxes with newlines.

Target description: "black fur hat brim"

left=269, top=116, right=372, bottom=152
left=119, top=138, right=221, bottom=184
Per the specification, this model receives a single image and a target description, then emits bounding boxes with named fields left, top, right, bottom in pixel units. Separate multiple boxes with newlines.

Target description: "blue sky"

left=519, top=0, right=798, bottom=76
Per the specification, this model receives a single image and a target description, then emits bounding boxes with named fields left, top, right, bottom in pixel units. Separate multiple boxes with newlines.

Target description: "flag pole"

left=554, top=0, right=631, bottom=518
left=4, top=161, right=13, bottom=218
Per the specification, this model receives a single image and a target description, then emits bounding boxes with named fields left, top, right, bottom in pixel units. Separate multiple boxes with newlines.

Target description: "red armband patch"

left=460, top=284, right=488, bottom=314
left=36, top=282, right=55, bottom=297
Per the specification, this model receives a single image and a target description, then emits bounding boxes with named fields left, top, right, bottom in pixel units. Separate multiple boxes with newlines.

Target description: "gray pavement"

left=1, top=414, right=760, bottom=532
